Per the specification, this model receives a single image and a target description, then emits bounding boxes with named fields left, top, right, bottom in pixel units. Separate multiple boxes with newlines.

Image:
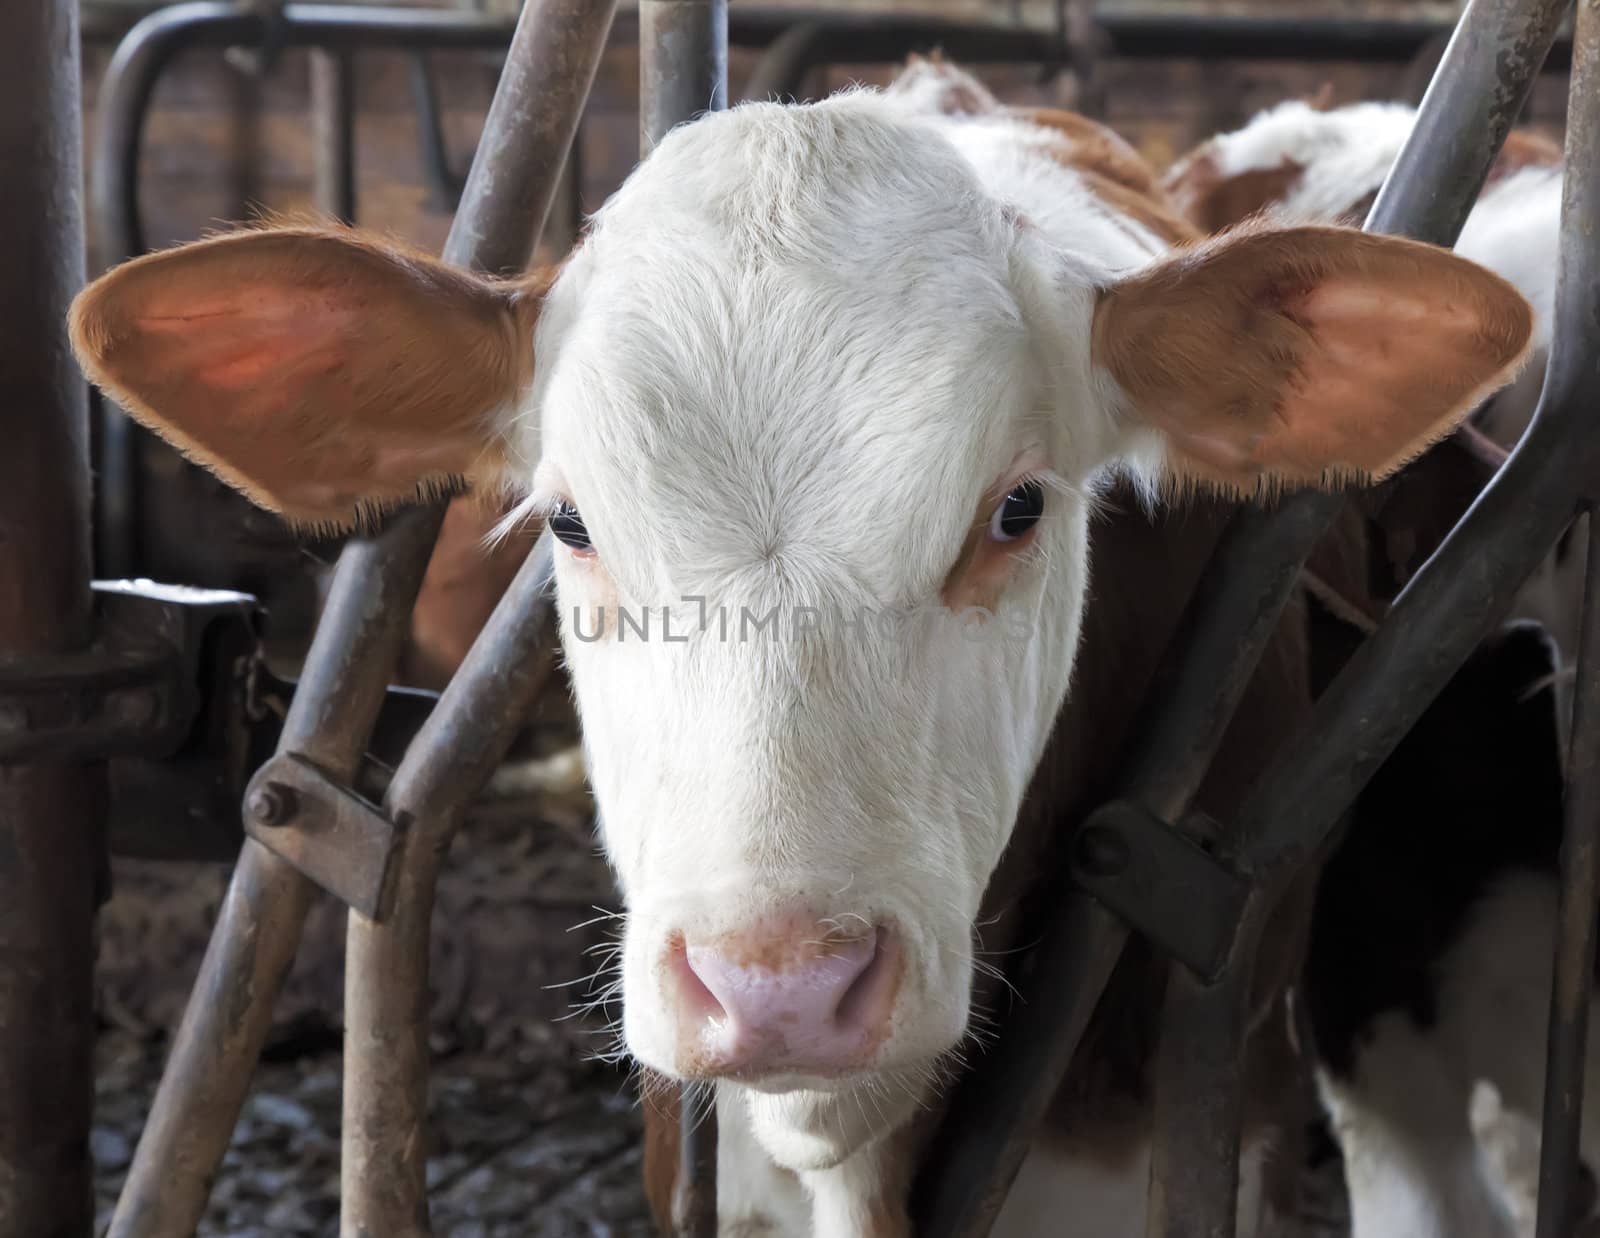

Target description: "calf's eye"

left=988, top=479, right=1045, bottom=543
left=550, top=499, right=593, bottom=554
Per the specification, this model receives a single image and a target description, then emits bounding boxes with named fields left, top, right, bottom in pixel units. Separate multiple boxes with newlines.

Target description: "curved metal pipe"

left=86, top=3, right=522, bottom=577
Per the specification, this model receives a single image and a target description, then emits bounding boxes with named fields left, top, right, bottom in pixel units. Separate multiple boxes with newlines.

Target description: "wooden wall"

left=81, top=1, right=1571, bottom=276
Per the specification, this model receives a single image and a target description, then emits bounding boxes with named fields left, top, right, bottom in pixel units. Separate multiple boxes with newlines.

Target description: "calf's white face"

left=532, top=102, right=1095, bottom=1154
left=69, top=86, right=1531, bottom=1171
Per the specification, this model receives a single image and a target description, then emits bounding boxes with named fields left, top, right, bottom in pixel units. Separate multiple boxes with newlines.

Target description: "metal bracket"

left=1069, top=800, right=1251, bottom=983
left=224, top=0, right=290, bottom=75
left=0, top=581, right=257, bottom=764
left=244, top=753, right=403, bottom=919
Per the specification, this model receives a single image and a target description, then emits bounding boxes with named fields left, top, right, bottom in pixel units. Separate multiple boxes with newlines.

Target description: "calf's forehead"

left=531, top=99, right=1044, bottom=605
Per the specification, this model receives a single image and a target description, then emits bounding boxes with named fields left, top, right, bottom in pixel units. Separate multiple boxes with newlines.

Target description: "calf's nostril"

left=670, top=937, right=726, bottom=1022
left=671, top=923, right=898, bottom=1074
left=833, top=930, right=898, bottom=1030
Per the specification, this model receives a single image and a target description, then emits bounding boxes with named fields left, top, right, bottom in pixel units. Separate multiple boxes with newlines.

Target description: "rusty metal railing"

left=0, top=3, right=100, bottom=1235
left=95, top=1, right=616, bottom=1233
left=912, top=0, right=1600, bottom=1235
left=55, top=0, right=1600, bottom=1235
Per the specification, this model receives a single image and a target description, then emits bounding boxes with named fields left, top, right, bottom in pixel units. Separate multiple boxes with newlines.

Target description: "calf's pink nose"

left=670, top=923, right=898, bottom=1077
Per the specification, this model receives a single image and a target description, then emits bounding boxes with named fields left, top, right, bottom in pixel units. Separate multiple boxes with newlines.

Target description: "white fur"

left=1193, top=99, right=1418, bottom=225
left=1321, top=873, right=1600, bottom=1238
left=718, top=1085, right=812, bottom=1235
left=518, top=83, right=1163, bottom=1180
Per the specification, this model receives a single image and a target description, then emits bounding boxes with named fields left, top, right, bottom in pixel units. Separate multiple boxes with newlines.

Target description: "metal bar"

left=1232, top=92, right=1583, bottom=893
left=310, top=47, right=356, bottom=222
left=711, top=7, right=1572, bottom=66
left=409, top=52, right=463, bottom=211
left=1144, top=963, right=1254, bottom=1238
left=440, top=0, right=615, bottom=276
left=341, top=539, right=559, bottom=1236
left=674, top=1094, right=719, bottom=1236
left=640, top=0, right=729, bottom=155
left=335, top=0, right=617, bottom=1228
left=76, top=1, right=1582, bottom=65
left=546, top=136, right=584, bottom=257
left=107, top=0, right=613, bottom=1230
left=106, top=517, right=442, bottom=1238
left=742, top=21, right=823, bottom=102
left=1537, top=514, right=1600, bottom=1238
left=89, top=3, right=523, bottom=277
left=1535, top=7, right=1600, bottom=1234
left=911, top=896, right=1129, bottom=1235
left=914, top=0, right=1570, bottom=1232
left=0, top=3, right=99, bottom=1236
left=86, top=3, right=522, bottom=580
left=1142, top=1, right=1573, bottom=1233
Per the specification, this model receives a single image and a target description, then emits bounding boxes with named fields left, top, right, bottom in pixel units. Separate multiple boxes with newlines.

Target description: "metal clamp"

left=244, top=752, right=404, bottom=918
left=1069, top=800, right=1251, bottom=983
left=0, top=580, right=257, bottom=764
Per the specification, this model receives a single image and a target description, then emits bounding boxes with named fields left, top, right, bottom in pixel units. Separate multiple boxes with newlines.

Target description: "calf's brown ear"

left=1092, top=225, right=1534, bottom=493
left=69, top=226, right=543, bottom=531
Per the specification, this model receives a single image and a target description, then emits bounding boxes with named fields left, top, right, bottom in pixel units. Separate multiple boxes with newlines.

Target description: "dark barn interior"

left=5, top=1, right=1600, bottom=1236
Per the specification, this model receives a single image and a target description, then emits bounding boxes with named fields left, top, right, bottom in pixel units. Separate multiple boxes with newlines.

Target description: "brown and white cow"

left=1170, top=101, right=1600, bottom=1238
left=68, top=59, right=1531, bottom=1235
left=1165, top=99, right=1577, bottom=667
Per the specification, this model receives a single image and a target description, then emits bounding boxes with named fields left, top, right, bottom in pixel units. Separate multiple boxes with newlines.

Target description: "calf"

left=1170, top=102, right=1600, bottom=1238
left=68, top=59, right=1530, bottom=1235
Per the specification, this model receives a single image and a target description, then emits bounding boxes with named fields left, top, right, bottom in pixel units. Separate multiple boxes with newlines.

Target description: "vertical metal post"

left=106, top=3, right=615, bottom=1236
left=336, top=1, right=618, bottom=1232
left=640, top=0, right=728, bottom=155
left=107, top=519, right=442, bottom=1238
left=1142, top=1, right=1569, bottom=1234
left=1538, top=519, right=1600, bottom=1238
left=341, top=541, right=559, bottom=1236
left=311, top=48, right=356, bottom=223
left=0, top=4, right=99, bottom=1237
left=1536, top=5, right=1600, bottom=1231
left=639, top=4, right=727, bottom=1231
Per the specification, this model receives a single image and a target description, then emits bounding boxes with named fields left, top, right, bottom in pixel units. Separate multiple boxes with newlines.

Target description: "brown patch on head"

left=1485, top=127, right=1564, bottom=189
left=1093, top=224, right=1534, bottom=491
left=1081, top=170, right=1202, bottom=247
left=1009, top=108, right=1199, bottom=246
left=69, top=225, right=552, bottom=530
left=1014, top=107, right=1160, bottom=196
left=1163, top=150, right=1307, bottom=235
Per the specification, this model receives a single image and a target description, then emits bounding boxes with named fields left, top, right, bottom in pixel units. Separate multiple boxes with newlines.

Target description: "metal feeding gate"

left=3, top=0, right=1600, bottom=1235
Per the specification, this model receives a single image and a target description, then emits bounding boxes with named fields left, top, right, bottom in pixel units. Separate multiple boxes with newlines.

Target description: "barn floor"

left=92, top=1032, right=652, bottom=1237
left=92, top=772, right=1352, bottom=1237
left=93, top=777, right=657, bottom=1237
